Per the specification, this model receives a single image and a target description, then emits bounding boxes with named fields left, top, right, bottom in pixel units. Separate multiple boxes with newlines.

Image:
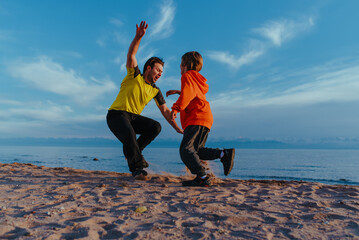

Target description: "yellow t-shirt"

left=109, top=66, right=165, bottom=114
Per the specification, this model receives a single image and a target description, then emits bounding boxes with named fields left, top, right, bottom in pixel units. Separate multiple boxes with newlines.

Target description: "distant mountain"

left=1, top=137, right=358, bottom=149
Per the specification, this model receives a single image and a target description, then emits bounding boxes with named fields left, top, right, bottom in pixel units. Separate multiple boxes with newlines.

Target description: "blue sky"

left=1, top=0, right=359, bottom=141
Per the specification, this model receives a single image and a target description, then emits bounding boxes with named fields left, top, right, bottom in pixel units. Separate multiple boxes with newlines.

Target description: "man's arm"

left=127, top=21, right=148, bottom=68
left=166, top=90, right=181, bottom=121
left=158, top=104, right=183, bottom=134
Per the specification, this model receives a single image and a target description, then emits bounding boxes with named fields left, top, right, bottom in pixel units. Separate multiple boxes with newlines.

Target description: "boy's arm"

left=171, top=74, right=196, bottom=113
left=126, top=21, right=148, bottom=68
left=166, top=90, right=181, bottom=97
left=158, top=104, right=184, bottom=134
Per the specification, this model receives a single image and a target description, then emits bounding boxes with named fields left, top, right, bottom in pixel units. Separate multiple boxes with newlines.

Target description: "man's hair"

left=181, top=51, right=203, bottom=72
left=143, top=57, right=164, bottom=74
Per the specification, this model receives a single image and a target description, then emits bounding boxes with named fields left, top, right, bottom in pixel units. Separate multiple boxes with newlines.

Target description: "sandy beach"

left=0, top=163, right=358, bottom=239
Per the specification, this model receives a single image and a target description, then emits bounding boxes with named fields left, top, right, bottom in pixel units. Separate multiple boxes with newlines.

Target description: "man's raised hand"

left=136, top=21, right=148, bottom=38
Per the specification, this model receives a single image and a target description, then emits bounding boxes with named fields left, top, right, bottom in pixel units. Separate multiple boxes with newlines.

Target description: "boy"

left=167, top=51, right=235, bottom=187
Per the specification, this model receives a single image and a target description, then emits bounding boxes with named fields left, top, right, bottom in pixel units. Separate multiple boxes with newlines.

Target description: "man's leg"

left=106, top=111, right=145, bottom=172
left=131, top=115, right=161, bottom=151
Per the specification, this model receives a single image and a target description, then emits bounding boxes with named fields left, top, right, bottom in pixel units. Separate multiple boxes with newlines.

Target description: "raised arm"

left=158, top=104, right=183, bottom=134
left=126, top=21, right=148, bottom=68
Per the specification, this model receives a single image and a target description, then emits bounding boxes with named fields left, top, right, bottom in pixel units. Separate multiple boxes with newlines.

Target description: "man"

left=107, top=21, right=183, bottom=180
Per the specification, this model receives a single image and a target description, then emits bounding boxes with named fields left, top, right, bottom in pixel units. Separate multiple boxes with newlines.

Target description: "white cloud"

left=120, top=62, right=127, bottom=73
left=207, top=50, right=263, bottom=69
left=63, top=51, right=83, bottom=59
left=97, top=18, right=129, bottom=48
left=114, top=56, right=122, bottom=65
left=207, top=16, right=315, bottom=69
left=149, top=0, right=175, bottom=39
left=253, top=17, right=315, bottom=46
left=139, top=48, right=157, bottom=65
left=8, top=104, right=73, bottom=122
left=110, top=18, right=124, bottom=27
left=96, top=38, right=106, bottom=47
left=0, top=101, right=105, bottom=137
left=1, top=100, right=103, bottom=122
left=0, top=99, right=22, bottom=106
left=8, top=56, right=116, bottom=104
left=113, top=31, right=130, bottom=45
left=211, top=59, right=359, bottom=109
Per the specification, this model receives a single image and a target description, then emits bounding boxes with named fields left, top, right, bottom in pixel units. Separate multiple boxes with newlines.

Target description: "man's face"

left=147, top=63, right=163, bottom=84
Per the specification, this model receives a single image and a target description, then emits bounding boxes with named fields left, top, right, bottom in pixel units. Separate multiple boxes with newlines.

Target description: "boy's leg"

left=198, top=147, right=221, bottom=160
left=106, top=111, right=146, bottom=172
left=189, top=126, right=234, bottom=176
left=180, top=125, right=208, bottom=177
left=191, top=126, right=221, bottom=160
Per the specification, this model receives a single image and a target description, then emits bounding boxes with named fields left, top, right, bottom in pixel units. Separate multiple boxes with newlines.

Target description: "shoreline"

left=1, top=147, right=358, bottom=187
left=1, top=163, right=358, bottom=239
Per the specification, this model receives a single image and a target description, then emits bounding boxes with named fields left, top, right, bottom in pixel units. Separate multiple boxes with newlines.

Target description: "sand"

left=0, top=162, right=358, bottom=239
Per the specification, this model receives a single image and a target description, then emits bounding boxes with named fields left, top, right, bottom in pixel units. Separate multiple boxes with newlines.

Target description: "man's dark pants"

left=107, top=110, right=161, bottom=172
left=180, top=125, right=221, bottom=177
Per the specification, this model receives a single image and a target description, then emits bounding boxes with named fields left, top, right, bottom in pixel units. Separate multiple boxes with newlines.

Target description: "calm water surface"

left=0, top=146, right=358, bottom=185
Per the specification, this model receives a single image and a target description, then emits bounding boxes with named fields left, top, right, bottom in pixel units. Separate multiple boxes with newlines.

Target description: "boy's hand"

left=170, top=111, right=177, bottom=121
left=136, top=21, right=148, bottom=38
left=166, top=90, right=181, bottom=97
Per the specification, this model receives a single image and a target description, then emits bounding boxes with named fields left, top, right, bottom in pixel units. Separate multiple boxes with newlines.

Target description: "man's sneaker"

left=132, top=169, right=148, bottom=180
left=142, top=157, right=149, bottom=168
left=182, top=176, right=211, bottom=187
left=220, top=148, right=235, bottom=176
left=132, top=155, right=149, bottom=169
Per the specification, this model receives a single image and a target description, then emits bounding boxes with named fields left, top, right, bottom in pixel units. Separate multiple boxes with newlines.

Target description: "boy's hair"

left=181, top=51, right=203, bottom=72
left=143, top=57, right=164, bottom=74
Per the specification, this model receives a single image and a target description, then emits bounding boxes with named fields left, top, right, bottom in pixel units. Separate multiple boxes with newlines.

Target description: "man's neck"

left=143, top=73, right=152, bottom=84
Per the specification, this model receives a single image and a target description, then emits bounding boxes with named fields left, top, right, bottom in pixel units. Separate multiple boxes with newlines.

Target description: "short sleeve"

left=153, top=88, right=166, bottom=106
left=126, top=66, right=141, bottom=78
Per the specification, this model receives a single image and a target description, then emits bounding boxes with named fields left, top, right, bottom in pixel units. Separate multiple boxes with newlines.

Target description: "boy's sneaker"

left=182, top=176, right=211, bottom=187
left=221, top=148, right=235, bottom=176
left=132, top=169, right=148, bottom=180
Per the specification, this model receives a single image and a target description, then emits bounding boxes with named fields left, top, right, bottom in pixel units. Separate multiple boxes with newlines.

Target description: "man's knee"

left=151, top=121, right=161, bottom=135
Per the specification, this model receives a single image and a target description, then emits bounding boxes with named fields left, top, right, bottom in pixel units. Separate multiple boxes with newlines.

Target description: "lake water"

left=0, top=146, right=358, bottom=185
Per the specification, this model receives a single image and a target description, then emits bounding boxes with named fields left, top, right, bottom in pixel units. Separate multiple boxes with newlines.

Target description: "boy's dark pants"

left=106, top=110, right=161, bottom=172
left=180, top=125, right=221, bottom=176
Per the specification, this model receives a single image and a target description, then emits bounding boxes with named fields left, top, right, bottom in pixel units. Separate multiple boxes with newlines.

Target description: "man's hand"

left=166, top=90, right=181, bottom=97
left=176, top=128, right=184, bottom=134
left=136, top=21, right=148, bottom=39
left=170, top=111, right=183, bottom=134
left=127, top=21, right=148, bottom=68
left=158, top=104, right=183, bottom=134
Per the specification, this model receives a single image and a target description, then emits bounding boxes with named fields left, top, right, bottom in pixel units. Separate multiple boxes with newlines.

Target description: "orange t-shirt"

left=172, top=70, right=213, bottom=130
